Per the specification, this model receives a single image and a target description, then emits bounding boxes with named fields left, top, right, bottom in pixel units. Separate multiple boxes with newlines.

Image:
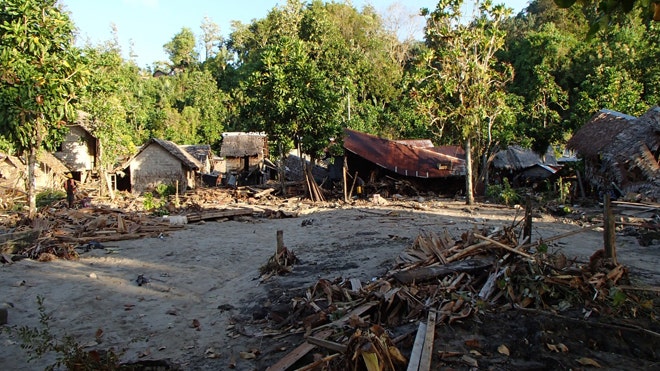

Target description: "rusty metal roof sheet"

left=343, top=128, right=466, bottom=178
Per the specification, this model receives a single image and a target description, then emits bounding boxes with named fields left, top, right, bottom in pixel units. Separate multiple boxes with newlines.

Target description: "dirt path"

left=1, top=200, right=658, bottom=370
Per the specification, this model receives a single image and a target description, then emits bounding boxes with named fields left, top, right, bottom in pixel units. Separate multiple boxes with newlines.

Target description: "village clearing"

left=0, top=188, right=659, bottom=370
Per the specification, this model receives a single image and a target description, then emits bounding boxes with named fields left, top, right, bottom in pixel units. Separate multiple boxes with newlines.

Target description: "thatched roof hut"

left=119, top=138, right=203, bottom=194
left=568, top=107, right=660, bottom=199
left=567, top=109, right=636, bottom=157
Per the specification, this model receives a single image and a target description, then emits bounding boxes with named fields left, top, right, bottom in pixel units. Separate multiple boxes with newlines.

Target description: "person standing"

left=64, top=173, right=76, bottom=208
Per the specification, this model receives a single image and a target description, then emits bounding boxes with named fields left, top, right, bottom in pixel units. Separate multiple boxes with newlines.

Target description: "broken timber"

left=407, top=310, right=437, bottom=371
left=268, top=301, right=379, bottom=370
left=265, top=329, right=334, bottom=371
left=392, top=257, right=494, bottom=285
left=185, top=207, right=254, bottom=222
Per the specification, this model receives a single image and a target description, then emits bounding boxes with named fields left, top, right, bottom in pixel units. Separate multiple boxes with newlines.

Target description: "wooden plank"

left=266, top=329, right=333, bottom=371
left=419, top=311, right=437, bottom=371
left=406, top=322, right=427, bottom=371
left=473, top=234, right=534, bottom=259
left=349, top=278, right=362, bottom=292
left=186, top=208, right=253, bottom=222
left=305, top=335, right=347, bottom=353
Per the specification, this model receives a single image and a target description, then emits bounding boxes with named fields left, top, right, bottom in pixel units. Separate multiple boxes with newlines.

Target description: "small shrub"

left=142, top=184, right=173, bottom=216
left=154, top=183, right=175, bottom=198
left=486, top=178, right=519, bottom=206
left=36, top=189, right=66, bottom=208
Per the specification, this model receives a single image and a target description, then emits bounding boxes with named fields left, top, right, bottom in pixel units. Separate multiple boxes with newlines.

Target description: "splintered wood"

left=264, top=223, right=635, bottom=370
left=0, top=206, right=185, bottom=259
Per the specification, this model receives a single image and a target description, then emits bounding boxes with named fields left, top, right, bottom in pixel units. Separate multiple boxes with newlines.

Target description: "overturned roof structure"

left=568, top=107, right=660, bottom=199
left=567, top=109, right=636, bottom=157
left=493, top=145, right=558, bottom=171
left=343, top=128, right=466, bottom=178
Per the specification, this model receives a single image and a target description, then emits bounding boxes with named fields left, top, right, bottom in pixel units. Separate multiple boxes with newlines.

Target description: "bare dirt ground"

left=1, top=197, right=659, bottom=370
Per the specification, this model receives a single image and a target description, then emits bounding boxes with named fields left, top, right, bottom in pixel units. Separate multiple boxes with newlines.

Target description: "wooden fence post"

left=276, top=230, right=284, bottom=255
left=523, top=195, right=532, bottom=242
left=603, top=194, right=617, bottom=264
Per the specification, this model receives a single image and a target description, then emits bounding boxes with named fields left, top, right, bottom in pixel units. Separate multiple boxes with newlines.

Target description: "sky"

left=58, top=0, right=529, bottom=69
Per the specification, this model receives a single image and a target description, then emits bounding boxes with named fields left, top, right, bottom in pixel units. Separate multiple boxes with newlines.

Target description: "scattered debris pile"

left=259, top=223, right=658, bottom=370
left=0, top=187, right=308, bottom=262
left=0, top=206, right=185, bottom=261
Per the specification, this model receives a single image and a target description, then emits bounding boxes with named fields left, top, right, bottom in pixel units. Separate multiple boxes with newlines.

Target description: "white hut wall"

left=55, top=126, right=96, bottom=174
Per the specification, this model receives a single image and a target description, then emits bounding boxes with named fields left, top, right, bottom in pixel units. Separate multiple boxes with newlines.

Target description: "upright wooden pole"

left=276, top=230, right=284, bottom=255
left=603, top=194, right=617, bottom=264
left=523, top=195, right=532, bottom=242
left=343, top=156, right=348, bottom=203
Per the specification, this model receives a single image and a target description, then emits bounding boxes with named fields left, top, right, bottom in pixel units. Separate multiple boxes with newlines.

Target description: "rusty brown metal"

left=343, top=128, right=466, bottom=179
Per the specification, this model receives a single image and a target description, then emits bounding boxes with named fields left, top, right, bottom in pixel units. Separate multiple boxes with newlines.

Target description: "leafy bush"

left=142, top=183, right=175, bottom=216
left=486, top=178, right=520, bottom=206
left=36, top=189, right=66, bottom=208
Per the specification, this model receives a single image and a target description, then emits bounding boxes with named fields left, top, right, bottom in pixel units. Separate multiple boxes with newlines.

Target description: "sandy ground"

left=1, top=199, right=658, bottom=370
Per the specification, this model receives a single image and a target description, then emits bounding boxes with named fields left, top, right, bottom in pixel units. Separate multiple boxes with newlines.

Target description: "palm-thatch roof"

left=567, top=109, right=636, bottom=157
left=568, top=106, right=660, bottom=199
left=492, top=145, right=558, bottom=171
left=180, top=145, right=212, bottom=163
left=1, top=152, right=68, bottom=174
left=220, top=132, right=267, bottom=157
left=38, top=152, right=69, bottom=174
left=602, top=107, right=660, bottom=188
left=139, top=138, right=202, bottom=170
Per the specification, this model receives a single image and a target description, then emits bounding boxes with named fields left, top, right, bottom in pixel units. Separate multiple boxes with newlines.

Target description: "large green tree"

left=0, top=0, right=87, bottom=216
left=419, top=0, right=513, bottom=204
left=164, top=27, right=199, bottom=70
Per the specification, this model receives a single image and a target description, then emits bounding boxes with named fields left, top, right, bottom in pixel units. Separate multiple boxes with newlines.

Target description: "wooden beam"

left=604, top=194, right=617, bottom=264
left=473, top=234, right=534, bottom=259
left=266, top=329, right=333, bottom=371
left=392, top=258, right=493, bottom=285
left=419, top=310, right=437, bottom=371
left=406, top=322, right=427, bottom=371
left=305, top=335, right=347, bottom=353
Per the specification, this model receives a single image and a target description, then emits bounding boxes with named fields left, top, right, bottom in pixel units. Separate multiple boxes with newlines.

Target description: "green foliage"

left=417, top=0, right=514, bottom=204
left=142, top=184, right=174, bottom=215
left=13, top=296, right=121, bottom=370
left=36, top=189, right=66, bottom=208
left=486, top=178, right=520, bottom=206
left=609, top=287, right=627, bottom=307
left=164, top=27, right=199, bottom=69
left=0, top=0, right=88, bottom=215
left=556, top=177, right=571, bottom=204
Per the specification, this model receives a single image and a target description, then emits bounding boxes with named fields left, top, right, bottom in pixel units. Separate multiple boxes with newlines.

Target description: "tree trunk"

left=465, top=137, right=474, bottom=205
left=27, top=148, right=37, bottom=219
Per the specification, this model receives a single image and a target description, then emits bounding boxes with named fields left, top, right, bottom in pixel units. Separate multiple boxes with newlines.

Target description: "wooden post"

left=348, top=171, right=358, bottom=200
left=276, top=230, right=284, bottom=255
left=603, top=194, right=617, bottom=264
left=523, top=195, right=532, bottom=242
left=575, top=169, right=586, bottom=199
left=175, top=180, right=180, bottom=205
left=343, top=156, right=348, bottom=203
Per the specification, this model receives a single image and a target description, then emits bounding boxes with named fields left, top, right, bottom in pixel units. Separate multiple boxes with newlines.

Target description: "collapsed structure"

left=568, top=106, right=660, bottom=200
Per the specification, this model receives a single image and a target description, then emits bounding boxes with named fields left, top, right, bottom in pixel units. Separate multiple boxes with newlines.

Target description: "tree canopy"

left=2, top=0, right=659, bottom=205
left=0, top=0, right=87, bottom=216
